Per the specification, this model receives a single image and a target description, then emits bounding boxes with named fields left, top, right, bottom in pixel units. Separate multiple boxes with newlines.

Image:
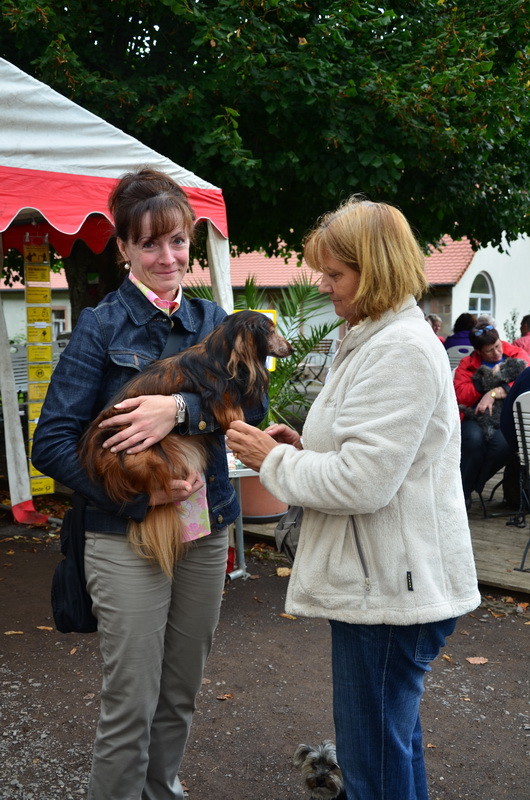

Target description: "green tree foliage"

left=1, top=0, right=528, bottom=255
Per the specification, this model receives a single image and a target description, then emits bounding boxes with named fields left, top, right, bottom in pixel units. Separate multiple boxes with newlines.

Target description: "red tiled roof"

left=188, top=236, right=475, bottom=289
left=187, top=250, right=316, bottom=289
left=0, top=236, right=475, bottom=292
left=0, top=270, right=69, bottom=290
left=423, top=235, right=475, bottom=286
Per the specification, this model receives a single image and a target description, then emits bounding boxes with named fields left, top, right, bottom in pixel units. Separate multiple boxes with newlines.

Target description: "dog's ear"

left=293, top=744, right=313, bottom=767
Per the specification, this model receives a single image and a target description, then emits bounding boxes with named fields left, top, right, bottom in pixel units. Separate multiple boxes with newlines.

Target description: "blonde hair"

left=303, top=196, right=428, bottom=323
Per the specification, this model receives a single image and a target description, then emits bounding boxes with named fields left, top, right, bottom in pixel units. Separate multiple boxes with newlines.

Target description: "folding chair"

left=446, top=345, right=474, bottom=370
left=507, top=390, right=530, bottom=572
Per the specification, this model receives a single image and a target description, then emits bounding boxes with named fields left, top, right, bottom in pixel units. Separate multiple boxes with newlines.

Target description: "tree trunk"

left=63, top=238, right=121, bottom=328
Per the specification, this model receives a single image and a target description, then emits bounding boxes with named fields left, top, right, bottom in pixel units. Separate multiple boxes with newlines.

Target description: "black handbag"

left=274, top=505, right=303, bottom=565
left=51, top=493, right=97, bottom=633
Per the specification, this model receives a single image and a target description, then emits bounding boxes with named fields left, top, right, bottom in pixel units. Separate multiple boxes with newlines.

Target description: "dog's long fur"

left=79, top=311, right=292, bottom=576
left=293, top=741, right=345, bottom=800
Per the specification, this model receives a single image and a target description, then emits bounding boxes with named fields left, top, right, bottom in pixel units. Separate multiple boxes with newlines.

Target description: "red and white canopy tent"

left=0, top=57, right=233, bottom=522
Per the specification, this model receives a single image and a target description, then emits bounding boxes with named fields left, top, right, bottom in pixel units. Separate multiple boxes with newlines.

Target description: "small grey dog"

left=459, top=357, right=527, bottom=441
left=293, top=740, right=345, bottom=799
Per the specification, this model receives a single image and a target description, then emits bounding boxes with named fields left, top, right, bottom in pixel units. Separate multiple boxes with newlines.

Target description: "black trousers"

left=460, top=419, right=511, bottom=498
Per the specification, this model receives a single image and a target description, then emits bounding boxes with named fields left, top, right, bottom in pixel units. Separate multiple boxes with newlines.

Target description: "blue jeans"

left=330, top=618, right=457, bottom=800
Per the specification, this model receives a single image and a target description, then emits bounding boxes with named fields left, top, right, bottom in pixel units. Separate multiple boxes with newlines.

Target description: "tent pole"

left=206, top=222, right=233, bottom=313
left=0, top=233, right=48, bottom=524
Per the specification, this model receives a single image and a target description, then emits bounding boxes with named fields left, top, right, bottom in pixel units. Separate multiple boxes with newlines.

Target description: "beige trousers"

left=84, top=528, right=228, bottom=800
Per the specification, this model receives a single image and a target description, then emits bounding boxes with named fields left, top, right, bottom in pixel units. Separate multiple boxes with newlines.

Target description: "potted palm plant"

left=236, top=277, right=341, bottom=519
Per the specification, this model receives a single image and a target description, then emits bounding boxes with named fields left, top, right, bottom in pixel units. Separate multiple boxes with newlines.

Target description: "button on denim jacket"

left=32, top=278, right=268, bottom=535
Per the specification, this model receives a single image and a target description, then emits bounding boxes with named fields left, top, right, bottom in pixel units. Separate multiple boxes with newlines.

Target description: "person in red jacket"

left=454, top=324, right=530, bottom=508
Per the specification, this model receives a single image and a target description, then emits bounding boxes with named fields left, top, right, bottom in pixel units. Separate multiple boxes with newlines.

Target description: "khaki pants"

left=84, top=528, right=228, bottom=800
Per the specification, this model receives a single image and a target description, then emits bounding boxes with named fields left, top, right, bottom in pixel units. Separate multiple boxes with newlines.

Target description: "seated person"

left=500, top=366, right=530, bottom=452
left=444, top=312, right=477, bottom=350
left=512, top=314, right=530, bottom=356
left=425, top=313, right=444, bottom=342
left=454, top=325, right=530, bottom=507
left=499, top=367, right=530, bottom=508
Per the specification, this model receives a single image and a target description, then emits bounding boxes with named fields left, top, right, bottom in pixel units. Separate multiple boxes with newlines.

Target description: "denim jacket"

left=32, top=278, right=267, bottom=534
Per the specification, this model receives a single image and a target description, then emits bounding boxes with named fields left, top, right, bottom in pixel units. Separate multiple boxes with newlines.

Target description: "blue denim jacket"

left=32, top=278, right=267, bottom=534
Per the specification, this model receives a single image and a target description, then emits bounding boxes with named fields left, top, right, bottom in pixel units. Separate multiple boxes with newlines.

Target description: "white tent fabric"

left=0, top=57, right=216, bottom=187
left=0, top=57, right=233, bottom=309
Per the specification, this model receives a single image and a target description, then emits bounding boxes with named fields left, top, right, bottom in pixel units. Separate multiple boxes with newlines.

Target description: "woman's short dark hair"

left=108, top=167, right=196, bottom=261
left=453, top=313, right=477, bottom=333
left=469, top=325, right=499, bottom=350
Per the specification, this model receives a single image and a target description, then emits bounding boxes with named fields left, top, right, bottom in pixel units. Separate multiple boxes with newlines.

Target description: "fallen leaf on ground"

left=216, top=693, right=234, bottom=701
left=279, top=612, right=297, bottom=620
left=459, top=629, right=470, bottom=635
left=466, top=656, right=488, bottom=665
left=276, top=567, right=292, bottom=577
left=36, top=626, right=53, bottom=631
left=5, top=549, right=15, bottom=555
left=4, top=630, right=24, bottom=635
left=442, top=654, right=452, bottom=662
left=460, top=696, right=471, bottom=701
left=488, top=610, right=506, bottom=618
left=69, top=647, right=78, bottom=655
left=426, top=743, right=437, bottom=748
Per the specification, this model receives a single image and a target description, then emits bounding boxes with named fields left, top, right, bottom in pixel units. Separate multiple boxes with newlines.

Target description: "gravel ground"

left=1, top=524, right=528, bottom=800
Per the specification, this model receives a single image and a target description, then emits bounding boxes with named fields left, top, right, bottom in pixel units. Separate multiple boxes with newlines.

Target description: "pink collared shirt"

left=128, top=271, right=182, bottom=314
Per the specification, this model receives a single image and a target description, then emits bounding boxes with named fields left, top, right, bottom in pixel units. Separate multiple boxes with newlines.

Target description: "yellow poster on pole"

left=24, top=240, right=55, bottom=495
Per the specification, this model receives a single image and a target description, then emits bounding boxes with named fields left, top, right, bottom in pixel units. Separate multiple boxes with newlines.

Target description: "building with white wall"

left=0, top=271, right=71, bottom=343
left=422, top=234, right=530, bottom=340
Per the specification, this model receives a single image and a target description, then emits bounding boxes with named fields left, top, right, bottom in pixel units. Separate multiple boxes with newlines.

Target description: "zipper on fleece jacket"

left=349, top=516, right=371, bottom=610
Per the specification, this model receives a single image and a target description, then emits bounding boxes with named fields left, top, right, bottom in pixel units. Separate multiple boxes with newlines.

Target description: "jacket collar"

left=117, top=277, right=198, bottom=333
left=335, top=296, right=421, bottom=362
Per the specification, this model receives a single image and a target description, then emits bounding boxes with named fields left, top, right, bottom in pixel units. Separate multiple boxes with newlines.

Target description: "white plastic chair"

left=446, top=345, right=474, bottom=370
left=510, top=390, right=530, bottom=572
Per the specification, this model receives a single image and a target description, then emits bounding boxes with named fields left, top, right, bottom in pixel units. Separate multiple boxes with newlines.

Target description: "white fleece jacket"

left=260, top=298, right=481, bottom=625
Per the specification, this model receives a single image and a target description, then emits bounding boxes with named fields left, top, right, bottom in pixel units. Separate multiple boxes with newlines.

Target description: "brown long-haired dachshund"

left=79, top=310, right=292, bottom=576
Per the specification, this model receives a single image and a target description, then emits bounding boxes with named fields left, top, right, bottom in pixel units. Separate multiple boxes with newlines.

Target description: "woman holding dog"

left=226, top=197, right=481, bottom=800
left=453, top=325, right=530, bottom=508
left=32, top=168, right=267, bottom=800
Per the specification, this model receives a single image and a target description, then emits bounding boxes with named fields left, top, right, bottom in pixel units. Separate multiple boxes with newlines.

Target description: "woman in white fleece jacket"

left=226, top=196, right=480, bottom=800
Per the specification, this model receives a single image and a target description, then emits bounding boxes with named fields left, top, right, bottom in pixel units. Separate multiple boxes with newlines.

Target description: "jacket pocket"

left=349, top=516, right=371, bottom=609
left=102, top=350, right=151, bottom=400
left=293, top=512, right=370, bottom=609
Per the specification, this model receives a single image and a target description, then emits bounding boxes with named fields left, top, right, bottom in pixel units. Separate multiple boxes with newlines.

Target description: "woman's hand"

left=99, top=395, right=177, bottom=454
left=149, top=472, right=204, bottom=506
left=226, top=420, right=280, bottom=472
left=264, top=423, right=303, bottom=449
left=475, top=386, right=507, bottom=416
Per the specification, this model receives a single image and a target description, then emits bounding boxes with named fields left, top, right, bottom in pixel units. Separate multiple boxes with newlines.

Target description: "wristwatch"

left=490, top=390, right=497, bottom=399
